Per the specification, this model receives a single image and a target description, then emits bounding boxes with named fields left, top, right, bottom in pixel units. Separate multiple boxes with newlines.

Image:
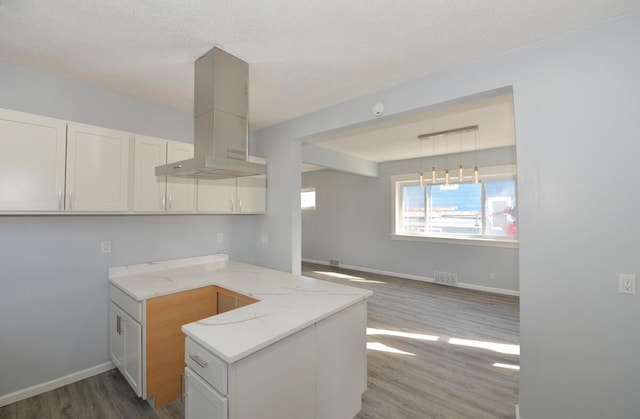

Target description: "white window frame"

left=391, top=164, right=518, bottom=248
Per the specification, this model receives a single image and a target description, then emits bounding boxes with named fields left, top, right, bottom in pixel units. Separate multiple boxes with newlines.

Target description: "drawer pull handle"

left=189, top=354, right=208, bottom=368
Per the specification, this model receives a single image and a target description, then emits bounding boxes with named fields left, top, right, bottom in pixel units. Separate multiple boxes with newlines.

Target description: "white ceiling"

left=1, top=0, right=639, bottom=134
left=304, top=93, right=515, bottom=163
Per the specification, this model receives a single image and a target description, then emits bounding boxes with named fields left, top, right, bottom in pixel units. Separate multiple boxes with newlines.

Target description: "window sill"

left=391, top=234, right=519, bottom=249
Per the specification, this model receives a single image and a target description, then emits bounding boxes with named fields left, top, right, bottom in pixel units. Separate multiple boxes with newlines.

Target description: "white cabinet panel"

left=109, top=303, right=125, bottom=370
left=123, top=314, right=142, bottom=396
left=231, top=324, right=316, bottom=419
left=133, top=135, right=167, bottom=211
left=109, top=301, right=143, bottom=398
left=198, top=171, right=265, bottom=214
left=236, top=175, right=266, bottom=213
left=315, top=300, right=367, bottom=419
left=197, top=178, right=236, bottom=213
left=133, top=137, right=195, bottom=212
left=0, top=109, right=66, bottom=211
left=66, top=123, right=130, bottom=211
left=185, top=368, right=227, bottom=419
left=166, top=141, right=196, bottom=212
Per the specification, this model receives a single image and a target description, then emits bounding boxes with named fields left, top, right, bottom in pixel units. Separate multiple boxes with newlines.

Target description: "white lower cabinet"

left=185, top=368, right=228, bottom=419
left=109, top=302, right=143, bottom=397
left=184, top=300, right=367, bottom=419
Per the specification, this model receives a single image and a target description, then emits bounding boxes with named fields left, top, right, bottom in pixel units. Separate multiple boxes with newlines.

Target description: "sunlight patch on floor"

left=448, top=338, right=520, bottom=355
left=493, top=363, right=520, bottom=370
left=313, top=271, right=386, bottom=284
left=367, top=327, right=439, bottom=341
left=367, top=342, right=415, bottom=356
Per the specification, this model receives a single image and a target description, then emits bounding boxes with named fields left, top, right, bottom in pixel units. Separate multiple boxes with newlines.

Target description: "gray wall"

left=0, top=61, right=260, bottom=396
left=302, top=146, right=518, bottom=293
left=254, top=12, right=640, bottom=418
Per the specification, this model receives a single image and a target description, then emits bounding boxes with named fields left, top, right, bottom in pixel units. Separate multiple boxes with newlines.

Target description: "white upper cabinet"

left=132, top=136, right=196, bottom=212
left=66, top=123, right=131, bottom=211
left=166, top=140, right=196, bottom=212
left=197, top=157, right=266, bottom=214
left=237, top=175, right=266, bottom=214
left=0, top=107, right=265, bottom=215
left=133, top=135, right=167, bottom=211
left=198, top=178, right=237, bottom=213
left=0, top=109, right=67, bottom=211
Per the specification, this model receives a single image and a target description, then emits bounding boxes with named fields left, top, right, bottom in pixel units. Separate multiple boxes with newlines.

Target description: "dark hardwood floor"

left=0, top=262, right=519, bottom=419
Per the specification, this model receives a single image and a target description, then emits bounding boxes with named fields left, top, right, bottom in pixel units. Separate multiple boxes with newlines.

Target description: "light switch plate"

left=101, top=240, right=112, bottom=254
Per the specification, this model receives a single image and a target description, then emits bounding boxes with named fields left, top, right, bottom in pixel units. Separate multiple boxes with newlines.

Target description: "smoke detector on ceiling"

left=372, top=102, right=384, bottom=116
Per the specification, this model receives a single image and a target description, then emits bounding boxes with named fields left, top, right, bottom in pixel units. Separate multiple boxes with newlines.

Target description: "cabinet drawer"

left=110, top=285, right=143, bottom=323
left=186, top=338, right=228, bottom=395
left=185, top=367, right=227, bottom=419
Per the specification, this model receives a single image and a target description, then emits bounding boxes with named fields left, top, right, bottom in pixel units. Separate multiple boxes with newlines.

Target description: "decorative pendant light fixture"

left=418, top=125, right=479, bottom=185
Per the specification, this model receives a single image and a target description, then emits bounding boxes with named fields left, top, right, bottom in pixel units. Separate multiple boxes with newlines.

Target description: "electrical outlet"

left=619, top=273, right=636, bottom=294
left=489, top=272, right=496, bottom=280
left=261, top=234, right=269, bottom=244
left=217, top=233, right=224, bottom=243
left=101, top=240, right=112, bottom=254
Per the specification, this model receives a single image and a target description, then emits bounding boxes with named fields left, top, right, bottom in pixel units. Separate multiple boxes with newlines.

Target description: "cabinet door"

left=66, top=123, right=130, bottom=211
left=0, top=109, right=66, bottom=211
left=133, top=135, right=167, bottom=211
left=109, top=302, right=125, bottom=370
left=185, top=368, right=227, bottom=419
left=236, top=175, right=266, bottom=213
left=123, top=315, right=143, bottom=397
left=110, top=302, right=143, bottom=397
left=197, top=178, right=236, bottom=213
left=166, top=141, right=196, bottom=212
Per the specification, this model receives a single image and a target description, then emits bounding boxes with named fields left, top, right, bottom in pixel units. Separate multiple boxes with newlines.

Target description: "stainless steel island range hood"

left=156, top=47, right=266, bottom=180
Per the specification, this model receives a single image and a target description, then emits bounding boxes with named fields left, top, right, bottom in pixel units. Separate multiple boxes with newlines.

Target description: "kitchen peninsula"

left=108, top=254, right=372, bottom=419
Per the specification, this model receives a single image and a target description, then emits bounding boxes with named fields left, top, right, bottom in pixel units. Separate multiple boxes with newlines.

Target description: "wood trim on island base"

left=146, top=286, right=218, bottom=407
left=145, top=285, right=259, bottom=408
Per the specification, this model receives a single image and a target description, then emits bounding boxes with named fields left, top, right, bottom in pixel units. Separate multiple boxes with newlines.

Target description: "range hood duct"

left=156, top=47, right=266, bottom=180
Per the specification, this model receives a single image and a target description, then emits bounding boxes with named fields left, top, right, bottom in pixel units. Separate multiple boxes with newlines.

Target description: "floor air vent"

left=434, top=271, right=458, bottom=286
left=329, top=259, right=340, bottom=267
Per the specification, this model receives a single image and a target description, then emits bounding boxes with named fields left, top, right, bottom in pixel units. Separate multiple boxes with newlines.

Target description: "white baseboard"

left=0, top=361, right=115, bottom=407
left=302, top=258, right=519, bottom=297
left=516, top=404, right=523, bottom=419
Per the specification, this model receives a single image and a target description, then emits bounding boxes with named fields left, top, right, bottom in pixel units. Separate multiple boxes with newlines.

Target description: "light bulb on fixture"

left=459, top=164, right=464, bottom=182
left=445, top=169, right=450, bottom=185
left=474, top=166, right=479, bottom=184
left=431, top=166, right=436, bottom=183
left=419, top=172, right=424, bottom=187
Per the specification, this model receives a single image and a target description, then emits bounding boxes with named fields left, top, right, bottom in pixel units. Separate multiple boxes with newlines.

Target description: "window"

left=301, top=188, right=316, bottom=210
left=393, top=165, right=517, bottom=244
